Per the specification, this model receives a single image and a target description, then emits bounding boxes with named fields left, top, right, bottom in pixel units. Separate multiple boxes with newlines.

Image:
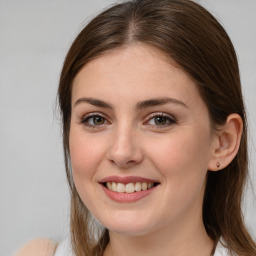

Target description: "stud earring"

left=216, top=162, right=220, bottom=168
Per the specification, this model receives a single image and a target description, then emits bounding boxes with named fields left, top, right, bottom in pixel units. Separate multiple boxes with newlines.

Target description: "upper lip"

left=99, top=176, right=159, bottom=184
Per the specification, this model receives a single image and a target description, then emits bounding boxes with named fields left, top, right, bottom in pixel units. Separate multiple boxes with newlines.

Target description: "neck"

left=104, top=215, right=213, bottom=256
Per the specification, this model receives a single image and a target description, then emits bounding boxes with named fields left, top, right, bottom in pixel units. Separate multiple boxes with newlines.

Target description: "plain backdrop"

left=0, top=0, right=255, bottom=255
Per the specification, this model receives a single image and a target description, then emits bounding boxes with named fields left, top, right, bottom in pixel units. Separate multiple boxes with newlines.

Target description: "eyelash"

left=145, top=112, right=177, bottom=128
left=81, top=112, right=177, bottom=129
left=81, top=112, right=108, bottom=128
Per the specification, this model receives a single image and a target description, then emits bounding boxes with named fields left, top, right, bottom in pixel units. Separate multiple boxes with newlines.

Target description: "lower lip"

left=100, top=184, right=158, bottom=202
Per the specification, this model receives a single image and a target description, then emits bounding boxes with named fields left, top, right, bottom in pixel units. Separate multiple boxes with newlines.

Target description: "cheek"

left=148, top=127, right=211, bottom=188
left=69, top=129, right=109, bottom=214
left=69, top=129, right=105, bottom=182
left=146, top=130, right=211, bottom=218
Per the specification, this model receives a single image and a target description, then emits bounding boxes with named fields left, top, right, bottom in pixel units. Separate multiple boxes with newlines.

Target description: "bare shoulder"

left=14, top=238, right=57, bottom=256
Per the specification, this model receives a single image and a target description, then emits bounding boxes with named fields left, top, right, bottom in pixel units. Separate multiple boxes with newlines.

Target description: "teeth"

left=105, top=181, right=156, bottom=193
left=106, top=182, right=112, bottom=190
left=125, top=183, right=135, bottom=193
left=112, top=182, right=117, bottom=192
left=117, top=183, right=125, bottom=193
left=148, top=182, right=153, bottom=189
left=135, top=182, right=142, bottom=192
left=142, top=182, right=147, bottom=191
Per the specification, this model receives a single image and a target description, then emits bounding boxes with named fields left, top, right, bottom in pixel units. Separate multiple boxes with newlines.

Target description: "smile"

left=104, top=181, right=156, bottom=193
left=99, top=176, right=160, bottom=202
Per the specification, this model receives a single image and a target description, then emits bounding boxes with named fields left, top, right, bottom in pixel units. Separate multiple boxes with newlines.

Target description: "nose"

left=107, top=126, right=143, bottom=169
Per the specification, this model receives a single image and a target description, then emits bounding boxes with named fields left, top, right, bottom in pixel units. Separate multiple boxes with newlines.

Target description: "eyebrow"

left=137, top=98, right=188, bottom=109
left=74, top=97, right=188, bottom=109
left=74, top=97, right=112, bottom=108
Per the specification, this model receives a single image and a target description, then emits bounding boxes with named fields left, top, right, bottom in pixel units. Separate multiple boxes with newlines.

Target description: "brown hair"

left=58, top=0, right=256, bottom=255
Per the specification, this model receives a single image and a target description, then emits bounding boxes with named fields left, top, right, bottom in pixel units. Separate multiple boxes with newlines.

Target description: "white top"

left=54, top=237, right=74, bottom=256
left=54, top=237, right=230, bottom=256
left=214, top=241, right=230, bottom=256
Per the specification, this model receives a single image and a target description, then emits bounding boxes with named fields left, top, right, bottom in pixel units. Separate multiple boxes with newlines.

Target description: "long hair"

left=58, top=0, right=256, bottom=255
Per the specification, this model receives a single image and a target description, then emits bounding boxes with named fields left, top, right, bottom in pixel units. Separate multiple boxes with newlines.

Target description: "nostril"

left=109, top=159, right=137, bottom=169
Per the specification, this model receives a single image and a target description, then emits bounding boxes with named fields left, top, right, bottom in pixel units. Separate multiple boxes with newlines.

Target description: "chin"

left=98, top=214, right=157, bottom=237
left=108, top=225, right=152, bottom=237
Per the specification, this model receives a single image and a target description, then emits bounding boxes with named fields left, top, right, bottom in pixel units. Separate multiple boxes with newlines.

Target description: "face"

left=69, top=44, right=216, bottom=236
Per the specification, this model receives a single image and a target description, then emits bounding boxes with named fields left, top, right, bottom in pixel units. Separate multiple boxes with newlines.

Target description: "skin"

left=69, top=44, right=227, bottom=256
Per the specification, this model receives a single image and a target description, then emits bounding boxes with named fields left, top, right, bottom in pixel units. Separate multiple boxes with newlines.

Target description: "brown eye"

left=82, top=114, right=107, bottom=127
left=154, top=116, right=168, bottom=125
left=147, top=113, right=176, bottom=127
left=93, top=116, right=105, bottom=125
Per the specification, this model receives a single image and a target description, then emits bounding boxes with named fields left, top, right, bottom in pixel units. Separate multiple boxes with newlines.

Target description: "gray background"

left=0, top=0, right=255, bottom=255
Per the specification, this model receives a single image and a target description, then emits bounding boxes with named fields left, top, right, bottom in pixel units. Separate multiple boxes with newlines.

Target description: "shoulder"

left=14, top=238, right=57, bottom=256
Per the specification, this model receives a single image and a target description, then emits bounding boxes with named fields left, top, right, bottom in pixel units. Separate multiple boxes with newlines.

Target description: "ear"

left=208, top=113, right=243, bottom=171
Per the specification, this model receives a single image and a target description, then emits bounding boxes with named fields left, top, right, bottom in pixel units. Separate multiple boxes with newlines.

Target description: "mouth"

left=102, top=181, right=160, bottom=193
left=99, top=176, right=160, bottom=202
left=99, top=176, right=160, bottom=193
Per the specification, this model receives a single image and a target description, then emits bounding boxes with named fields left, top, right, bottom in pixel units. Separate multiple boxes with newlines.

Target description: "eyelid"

left=81, top=111, right=106, bottom=120
left=81, top=112, right=110, bottom=127
left=146, top=112, right=176, bottom=121
left=144, top=112, right=177, bottom=127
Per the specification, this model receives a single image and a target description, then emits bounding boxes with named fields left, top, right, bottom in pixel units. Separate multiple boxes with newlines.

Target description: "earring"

left=216, top=162, right=220, bottom=168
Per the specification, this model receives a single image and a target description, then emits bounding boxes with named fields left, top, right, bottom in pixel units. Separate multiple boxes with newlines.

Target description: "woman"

left=16, top=0, right=256, bottom=255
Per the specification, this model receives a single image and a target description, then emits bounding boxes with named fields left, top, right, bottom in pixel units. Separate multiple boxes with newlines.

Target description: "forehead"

left=72, top=44, right=204, bottom=109
left=74, top=44, right=180, bottom=85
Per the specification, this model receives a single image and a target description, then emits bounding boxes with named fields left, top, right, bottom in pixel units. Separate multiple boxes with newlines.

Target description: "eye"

left=81, top=113, right=108, bottom=128
left=146, top=112, right=176, bottom=127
